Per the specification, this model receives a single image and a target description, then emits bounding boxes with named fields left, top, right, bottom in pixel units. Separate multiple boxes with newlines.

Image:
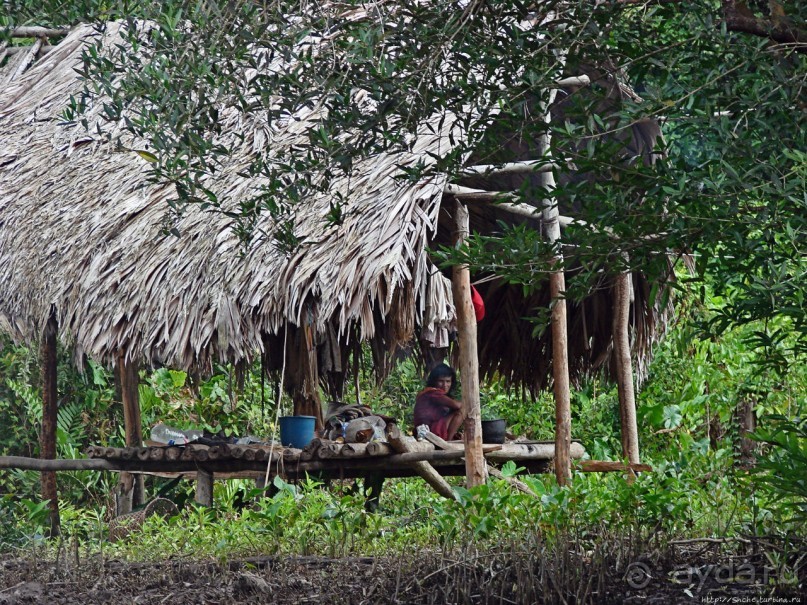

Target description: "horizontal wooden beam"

left=575, top=460, right=652, bottom=473
left=0, top=447, right=502, bottom=474
left=4, top=45, right=54, bottom=55
left=491, top=201, right=576, bottom=227
left=445, top=183, right=517, bottom=202
left=5, top=26, right=69, bottom=38
left=0, top=455, right=117, bottom=471
left=444, top=185, right=576, bottom=227
left=554, top=75, right=591, bottom=87
left=485, top=441, right=586, bottom=462
left=460, top=160, right=559, bottom=178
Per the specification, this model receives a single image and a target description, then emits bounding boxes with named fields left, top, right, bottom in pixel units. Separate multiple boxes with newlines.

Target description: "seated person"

left=413, top=363, right=463, bottom=441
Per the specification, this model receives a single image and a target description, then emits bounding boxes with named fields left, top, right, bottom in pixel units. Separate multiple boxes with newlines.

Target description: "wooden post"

left=386, top=425, right=457, bottom=499
left=118, top=353, right=145, bottom=509
left=451, top=199, right=486, bottom=488
left=40, top=315, right=60, bottom=537
left=195, top=468, right=214, bottom=506
left=549, top=270, right=571, bottom=486
left=539, top=87, right=572, bottom=486
left=613, top=273, right=640, bottom=465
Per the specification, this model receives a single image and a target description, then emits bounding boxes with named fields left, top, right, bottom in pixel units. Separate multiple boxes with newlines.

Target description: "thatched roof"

left=0, top=23, right=462, bottom=371
left=0, top=21, right=671, bottom=392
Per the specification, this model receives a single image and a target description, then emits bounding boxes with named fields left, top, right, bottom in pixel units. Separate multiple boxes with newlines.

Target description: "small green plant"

left=480, top=409, right=499, bottom=421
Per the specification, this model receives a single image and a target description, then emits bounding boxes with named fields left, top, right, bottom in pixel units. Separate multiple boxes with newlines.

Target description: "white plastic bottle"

left=150, top=423, right=202, bottom=445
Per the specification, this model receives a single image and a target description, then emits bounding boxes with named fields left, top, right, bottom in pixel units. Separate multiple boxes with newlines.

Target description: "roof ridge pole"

left=40, top=314, right=61, bottom=537
left=541, top=53, right=572, bottom=487
left=451, top=199, right=486, bottom=488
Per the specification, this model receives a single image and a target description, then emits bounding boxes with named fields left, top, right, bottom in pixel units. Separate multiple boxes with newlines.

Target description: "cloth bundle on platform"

left=345, top=415, right=386, bottom=443
left=323, top=402, right=393, bottom=442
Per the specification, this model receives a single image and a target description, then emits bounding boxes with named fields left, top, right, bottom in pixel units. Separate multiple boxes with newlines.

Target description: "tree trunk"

left=451, top=199, right=486, bottom=488
left=286, top=324, right=324, bottom=431
left=613, top=273, right=640, bottom=464
left=548, top=271, right=572, bottom=486
left=737, top=396, right=757, bottom=466
left=40, top=315, right=60, bottom=537
left=539, top=83, right=572, bottom=486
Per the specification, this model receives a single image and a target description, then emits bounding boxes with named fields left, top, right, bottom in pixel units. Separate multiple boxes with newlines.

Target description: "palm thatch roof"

left=0, top=22, right=462, bottom=371
left=0, top=20, right=671, bottom=393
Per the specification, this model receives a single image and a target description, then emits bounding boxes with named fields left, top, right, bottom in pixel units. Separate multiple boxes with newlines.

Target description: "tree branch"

left=722, top=1, right=806, bottom=51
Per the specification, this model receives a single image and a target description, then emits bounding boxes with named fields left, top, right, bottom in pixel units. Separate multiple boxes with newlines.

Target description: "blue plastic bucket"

left=279, top=415, right=316, bottom=449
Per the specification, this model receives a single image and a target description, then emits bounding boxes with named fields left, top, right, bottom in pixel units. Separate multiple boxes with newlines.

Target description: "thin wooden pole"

left=459, top=160, right=559, bottom=178
left=40, top=315, right=60, bottom=537
left=549, top=271, right=572, bottom=485
left=0, top=456, right=119, bottom=471
left=613, top=273, right=640, bottom=464
left=451, top=199, right=486, bottom=488
left=538, top=86, right=572, bottom=486
left=118, top=353, right=145, bottom=508
left=6, top=26, right=69, bottom=38
left=5, top=38, right=42, bottom=84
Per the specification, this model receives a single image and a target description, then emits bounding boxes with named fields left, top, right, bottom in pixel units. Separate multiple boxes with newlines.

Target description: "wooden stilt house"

left=0, top=17, right=670, bottom=525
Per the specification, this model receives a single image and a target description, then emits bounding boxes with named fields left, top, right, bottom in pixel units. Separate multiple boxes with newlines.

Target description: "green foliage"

left=751, top=414, right=807, bottom=521
left=640, top=293, right=804, bottom=456
left=136, top=362, right=279, bottom=440
left=0, top=338, right=42, bottom=457
left=359, top=353, right=421, bottom=426
left=0, top=336, right=120, bottom=507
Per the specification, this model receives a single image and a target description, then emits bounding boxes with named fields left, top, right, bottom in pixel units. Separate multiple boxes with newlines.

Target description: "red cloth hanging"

left=471, top=285, right=485, bottom=321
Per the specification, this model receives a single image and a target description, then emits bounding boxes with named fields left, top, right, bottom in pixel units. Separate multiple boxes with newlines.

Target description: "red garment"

left=471, top=285, right=485, bottom=321
left=413, top=387, right=459, bottom=440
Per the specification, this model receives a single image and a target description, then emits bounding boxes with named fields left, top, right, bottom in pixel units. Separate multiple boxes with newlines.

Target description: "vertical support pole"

left=40, top=314, right=60, bottom=537
left=540, top=86, right=572, bottom=486
left=118, top=352, right=145, bottom=508
left=451, top=199, right=486, bottom=488
left=613, top=273, right=640, bottom=465
left=195, top=469, right=214, bottom=507
left=548, top=270, right=571, bottom=485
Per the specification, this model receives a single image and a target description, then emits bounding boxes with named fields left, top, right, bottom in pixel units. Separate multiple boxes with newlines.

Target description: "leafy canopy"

left=3, top=0, right=805, bottom=363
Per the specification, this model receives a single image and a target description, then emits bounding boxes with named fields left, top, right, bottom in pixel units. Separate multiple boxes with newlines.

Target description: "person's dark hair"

left=425, top=363, right=457, bottom=396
